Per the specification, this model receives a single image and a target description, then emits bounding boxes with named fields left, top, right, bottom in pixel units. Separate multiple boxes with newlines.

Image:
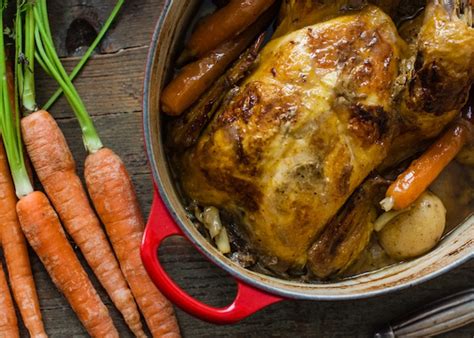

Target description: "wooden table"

left=6, top=0, right=473, bottom=336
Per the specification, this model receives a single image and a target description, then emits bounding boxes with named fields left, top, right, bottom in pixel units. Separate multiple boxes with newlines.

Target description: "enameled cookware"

left=140, top=0, right=474, bottom=324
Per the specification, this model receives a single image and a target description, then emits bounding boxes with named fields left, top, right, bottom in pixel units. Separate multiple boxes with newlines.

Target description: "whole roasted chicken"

left=174, top=0, right=474, bottom=278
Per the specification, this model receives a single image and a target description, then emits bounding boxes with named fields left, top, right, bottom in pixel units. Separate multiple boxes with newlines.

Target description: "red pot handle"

left=141, top=189, right=283, bottom=324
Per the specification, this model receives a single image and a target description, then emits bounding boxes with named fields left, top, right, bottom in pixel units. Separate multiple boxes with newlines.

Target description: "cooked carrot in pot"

left=0, top=140, right=45, bottom=338
left=162, top=6, right=275, bottom=116
left=162, top=29, right=255, bottom=116
left=17, top=191, right=119, bottom=338
left=184, top=0, right=275, bottom=58
left=382, top=117, right=472, bottom=211
left=0, top=262, right=19, bottom=338
left=167, top=33, right=265, bottom=149
left=84, top=148, right=181, bottom=338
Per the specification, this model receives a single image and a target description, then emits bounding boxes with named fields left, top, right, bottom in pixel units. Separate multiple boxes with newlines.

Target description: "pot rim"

left=142, top=0, right=473, bottom=301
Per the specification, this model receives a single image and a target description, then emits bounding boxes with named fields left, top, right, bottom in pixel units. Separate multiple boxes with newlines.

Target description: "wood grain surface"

left=0, top=0, right=472, bottom=336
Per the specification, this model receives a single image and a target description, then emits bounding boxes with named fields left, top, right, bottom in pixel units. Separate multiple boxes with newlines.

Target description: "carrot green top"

left=16, top=0, right=36, bottom=113
left=0, top=2, right=33, bottom=198
left=17, top=0, right=124, bottom=116
left=33, top=0, right=124, bottom=154
left=33, top=0, right=102, bottom=153
left=42, top=0, right=125, bottom=111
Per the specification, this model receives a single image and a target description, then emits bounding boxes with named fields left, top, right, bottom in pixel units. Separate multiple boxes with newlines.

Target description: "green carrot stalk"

left=20, top=3, right=37, bottom=112
left=0, top=2, right=33, bottom=198
left=15, top=1, right=23, bottom=106
left=34, top=0, right=103, bottom=153
left=15, top=0, right=124, bottom=113
left=43, top=0, right=124, bottom=110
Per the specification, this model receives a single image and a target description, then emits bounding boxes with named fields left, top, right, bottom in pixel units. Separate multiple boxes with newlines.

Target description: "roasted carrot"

left=168, top=33, right=265, bottom=149
left=162, top=6, right=275, bottom=116
left=184, top=0, right=275, bottom=58
left=21, top=111, right=146, bottom=338
left=382, top=119, right=472, bottom=211
left=0, top=262, right=19, bottom=338
left=0, top=140, right=46, bottom=338
left=85, top=148, right=180, bottom=337
left=17, top=191, right=118, bottom=338
left=162, top=32, right=253, bottom=116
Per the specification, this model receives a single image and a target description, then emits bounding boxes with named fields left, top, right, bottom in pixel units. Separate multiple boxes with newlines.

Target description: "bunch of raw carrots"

left=0, top=1, right=180, bottom=337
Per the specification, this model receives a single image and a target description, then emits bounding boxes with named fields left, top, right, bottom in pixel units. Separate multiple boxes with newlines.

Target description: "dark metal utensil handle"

left=374, top=289, right=474, bottom=337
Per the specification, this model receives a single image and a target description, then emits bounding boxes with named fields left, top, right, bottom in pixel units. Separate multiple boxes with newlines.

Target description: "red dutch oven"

left=140, top=0, right=474, bottom=325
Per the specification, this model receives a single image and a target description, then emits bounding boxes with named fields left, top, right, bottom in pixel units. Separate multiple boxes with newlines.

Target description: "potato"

left=378, top=191, right=446, bottom=260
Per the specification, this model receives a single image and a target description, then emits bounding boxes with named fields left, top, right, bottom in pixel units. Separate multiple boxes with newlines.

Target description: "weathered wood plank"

left=46, top=0, right=164, bottom=57
left=35, top=47, right=149, bottom=119
left=1, top=0, right=471, bottom=337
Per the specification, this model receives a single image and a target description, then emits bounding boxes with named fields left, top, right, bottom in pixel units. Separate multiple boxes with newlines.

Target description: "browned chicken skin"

left=176, top=1, right=473, bottom=277
left=386, top=2, right=474, bottom=167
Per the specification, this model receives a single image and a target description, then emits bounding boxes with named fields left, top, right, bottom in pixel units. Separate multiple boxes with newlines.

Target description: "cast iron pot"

left=140, top=0, right=474, bottom=325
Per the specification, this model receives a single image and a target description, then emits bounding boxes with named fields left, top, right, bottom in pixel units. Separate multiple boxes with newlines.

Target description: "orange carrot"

left=167, top=33, right=265, bottom=150
left=21, top=110, right=145, bottom=338
left=17, top=191, right=119, bottom=338
left=184, top=0, right=275, bottom=58
left=0, top=141, right=46, bottom=338
left=5, top=4, right=116, bottom=336
left=85, top=148, right=180, bottom=338
left=162, top=36, right=249, bottom=116
left=0, top=262, right=19, bottom=338
left=162, top=7, right=275, bottom=116
left=33, top=1, right=180, bottom=333
left=384, top=119, right=472, bottom=211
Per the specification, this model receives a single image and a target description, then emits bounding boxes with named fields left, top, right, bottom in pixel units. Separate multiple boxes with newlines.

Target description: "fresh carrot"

left=33, top=0, right=181, bottom=335
left=0, top=262, right=19, bottom=338
left=162, top=6, right=276, bottom=116
left=17, top=191, right=119, bottom=338
left=183, top=0, right=275, bottom=59
left=0, top=140, right=45, bottom=338
left=85, top=148, right=181, bottom=337
left=21, top=111, right=146, bottom=338
left=382, top=118, right=472, bottom=211
left=17, top=2, right=145, bottom=335
left=1, top=4, right=118, bottom=336
left=0, top=8, right=47, bottom=336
